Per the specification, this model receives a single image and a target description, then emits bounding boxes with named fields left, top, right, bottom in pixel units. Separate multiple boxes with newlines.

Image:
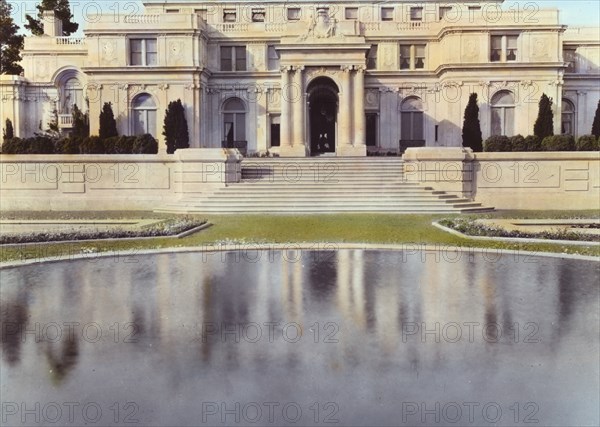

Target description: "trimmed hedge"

left=576, top=135, right=600, bottom=151
left=524, top=135, right=542, bottom=152
left=542, top=135, right=576, bottom=151
left=2, top=134, right=159, bottom=155
left=510, top=135, right=527, bottom=152
left=484, top=135, right=511, bottom=152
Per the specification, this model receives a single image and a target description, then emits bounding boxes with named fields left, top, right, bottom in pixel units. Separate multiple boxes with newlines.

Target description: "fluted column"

left=338, top=65, right=353, bottom=152
left=353, top=65, right=366, bottom=147
left=280, top=66, right=292, bottom=149
left=292, top=65, right=305, bottom=147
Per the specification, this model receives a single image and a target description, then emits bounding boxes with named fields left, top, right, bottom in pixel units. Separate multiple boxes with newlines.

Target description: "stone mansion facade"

left=1, top=0, right=599, bottom=156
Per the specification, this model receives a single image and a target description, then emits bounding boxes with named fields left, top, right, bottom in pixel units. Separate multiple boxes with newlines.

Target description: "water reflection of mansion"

left=1, top=1, right=599, bottom=156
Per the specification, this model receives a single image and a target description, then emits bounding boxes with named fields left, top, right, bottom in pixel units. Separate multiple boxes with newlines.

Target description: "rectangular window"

left=491, top=35, right=519, bottom=62
left=506, top=35, right=518, bottom=61
left=345, top=7, right=358, bottom=20
left=367, top=45, right=378, bottom=70
left=165, top=9, right=179, bottom=13
left=490, top=35, right=502, bottom=62
left=410, top=7, right=423, bottom=21
left=223, top=9, right=236, bottom=22
left=400, top=45, right=411, bottom=69
left=381, top=7, right=394, bottom=21
left=439, top=6, right=452, bottom=20
left=130, top=39, right=157, bottom=66
left=220, top=46, right=246, bottom=71
left=268, top=45, right=280, bottom=71
left=252, top=9, right=265, bottom=22
left=415, top=45, right=425, bottom=69
left=287, top=8, right=301, bottom=21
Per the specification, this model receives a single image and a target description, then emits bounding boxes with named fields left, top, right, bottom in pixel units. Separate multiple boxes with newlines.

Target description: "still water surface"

left=1, top=250, right=598, bottom=426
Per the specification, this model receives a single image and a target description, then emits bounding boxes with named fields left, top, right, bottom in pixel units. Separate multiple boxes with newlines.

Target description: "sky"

left=8, top=0, right=600, bottom=34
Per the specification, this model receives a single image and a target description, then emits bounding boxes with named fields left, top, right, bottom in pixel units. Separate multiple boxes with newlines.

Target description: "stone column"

left=338, top=65, right=353, bottom=154
left=292, top=65, right=305, bottom=148
left=280, top=65, right=305, bottom=157
left=280, top=66, right=292, bottom=147
left=576, top=90, right=586, bottom=138
left=353, top=65, right=366, bottom=148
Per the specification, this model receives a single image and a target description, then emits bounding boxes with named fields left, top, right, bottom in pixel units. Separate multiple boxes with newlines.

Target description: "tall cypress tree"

left=0, top=0, right=24, bottom=75
left=533, top=94, right=554, bottom=139
left=25, top=0, right=79, bottom=36
left=462, top=93, right=483, bottom=152
left=592, top=100, right=600, bottom=138
left=3, top=118, right=14, bottom=139
left=163, top=99, right=189, bottom=154
left=99, top=102, right=118, bottom=140
left=71, top=104, right=89, bottom=139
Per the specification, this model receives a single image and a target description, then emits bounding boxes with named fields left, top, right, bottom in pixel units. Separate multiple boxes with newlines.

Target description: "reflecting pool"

left=1, top=250, right=598, bottom=426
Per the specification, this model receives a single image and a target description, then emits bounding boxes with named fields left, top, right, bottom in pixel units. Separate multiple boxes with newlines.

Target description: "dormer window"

left=410, top=7, right=423, bottom=21
left=287, top=8, right=301, bottom=21
left=252, top=9, right=265, bottom=22
left=381, top=7, right=394, bottom=21
left=223, top=9, right=236, bottom=22
left=345, top=7, right=358, bottom=20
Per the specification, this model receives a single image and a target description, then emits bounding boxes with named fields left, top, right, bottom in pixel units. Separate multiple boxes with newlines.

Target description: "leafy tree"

left=25, top=0, right=79, bottom=36
left=461, top=93, right=483, bottom=152
left=99, top=102, right=118, bottom=140
left=163, top=99, right=190, bottom=154
left=0, top=0, right=24, bottom=75
left=533, top=94, right=554, bottom=139
left=46, top=107, right=60, bottom=138
left=3, top=118, right=14, bottom=139
left=592, top=100, right=600, bottom=138
left=71, top=104, right=89, bottom=139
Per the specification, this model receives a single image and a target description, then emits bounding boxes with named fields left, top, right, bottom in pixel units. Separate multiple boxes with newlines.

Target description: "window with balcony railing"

left=410, top=7, right=423, bottom=21
left=252, top=9, right=265, bottom=22
left=223, top=10, right=236, bottom=22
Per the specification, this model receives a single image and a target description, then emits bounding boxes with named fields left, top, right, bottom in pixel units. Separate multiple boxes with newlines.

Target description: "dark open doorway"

left=307, top=77, right=339, bottom=156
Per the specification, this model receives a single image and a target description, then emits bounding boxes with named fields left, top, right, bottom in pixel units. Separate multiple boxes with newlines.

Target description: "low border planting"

left=0, top=217, right=207, bottom=245
left=438, top=217, right=599, bottom=243
left=484, top=134, right=599, bottom=152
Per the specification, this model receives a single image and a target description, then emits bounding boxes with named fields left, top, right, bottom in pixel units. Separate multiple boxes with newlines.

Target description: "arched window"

left=131, top=94, right=157, bottom=136
left=561, top=99, right=575, bottom=135
left=400, top=97, right=424, bottom=142
left=222, top=97, right=246, bottom=147
left=61, top=78, right=83, bottom=114
left=491, top=91, right=515, bottom=136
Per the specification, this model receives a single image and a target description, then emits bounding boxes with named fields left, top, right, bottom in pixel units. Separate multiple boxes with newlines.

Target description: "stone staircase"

left=157, top=158, right=493, bottom=214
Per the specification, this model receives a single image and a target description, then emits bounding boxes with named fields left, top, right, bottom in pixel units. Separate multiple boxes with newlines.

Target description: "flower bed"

left=438, top=218, right=599, bottom=242
left=0, top=218, right=207, bottom=245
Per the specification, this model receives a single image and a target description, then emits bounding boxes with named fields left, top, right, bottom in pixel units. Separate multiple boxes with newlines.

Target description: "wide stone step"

left=157, top=206, right=492, bottom=214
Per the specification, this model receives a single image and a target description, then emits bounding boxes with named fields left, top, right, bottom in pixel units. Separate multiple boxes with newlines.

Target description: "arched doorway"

left=307, top=77, right=339, bottom=156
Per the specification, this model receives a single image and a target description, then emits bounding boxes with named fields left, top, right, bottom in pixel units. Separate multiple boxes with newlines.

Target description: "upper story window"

left=400, top=44, right=426, bottom=70
left=381, top=7, right=394, bottom=21
left=268, top=45, right=280, bottom=71
left=345, top=7, right=358, bottom=20
left=287, top=8, right=301, bottom=21
left=367, top=45, right=378, bottom=70
left=165, top=9, right=179, bottom=13
left=439, top=6, right=452, bottom=20
left=195, top=9, right=207, bottom=22
left=223, top=9, right=236, bottom=22
left=410, top=7, right=423, bottom=21
left=220, top=46, right=246, bottom=71
left=564, top=48, right=577, bottom=72
left=252, top=9, right=265, bottom=22
left=130, top=38, right=157, bottom=66
left=490, top=35, right=518, bottom=62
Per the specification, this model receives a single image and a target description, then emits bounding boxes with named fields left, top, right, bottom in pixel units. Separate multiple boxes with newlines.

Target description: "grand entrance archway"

left=307, top=77, right=339, bottom=156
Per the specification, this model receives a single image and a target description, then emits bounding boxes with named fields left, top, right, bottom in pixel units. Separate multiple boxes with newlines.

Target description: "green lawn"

left=1, top=211, right=599, bottom=263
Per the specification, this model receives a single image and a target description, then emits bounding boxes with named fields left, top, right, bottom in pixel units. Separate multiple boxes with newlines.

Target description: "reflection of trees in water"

left=45, top=335, right=80, bottom=385
left=0, top=293, right=29, bottom=366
